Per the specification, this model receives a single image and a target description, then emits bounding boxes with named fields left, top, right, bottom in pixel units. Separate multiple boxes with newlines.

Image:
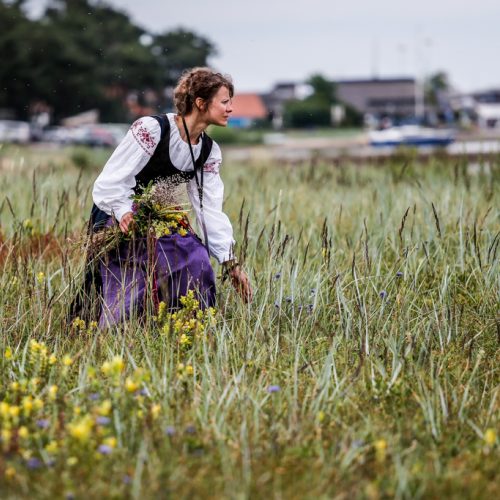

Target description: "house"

left=229, top=93, right=268, bottom=128
left=335, top=78, right=417, bottom=123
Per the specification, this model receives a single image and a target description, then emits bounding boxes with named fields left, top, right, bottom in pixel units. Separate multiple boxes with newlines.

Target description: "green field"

left=0, top=144, right=498, bottom=498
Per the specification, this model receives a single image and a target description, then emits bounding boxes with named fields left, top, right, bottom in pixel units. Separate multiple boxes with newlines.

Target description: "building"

left=335, top=78, right=417, bottom=123
left=229, top=93, right=268, bottom=128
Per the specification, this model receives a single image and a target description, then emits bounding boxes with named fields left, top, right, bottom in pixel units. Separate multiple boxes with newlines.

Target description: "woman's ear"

left=195, top=97, right=207, bottom=112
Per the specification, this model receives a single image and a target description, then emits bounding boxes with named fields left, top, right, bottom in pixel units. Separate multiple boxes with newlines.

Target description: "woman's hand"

left=119, top=212, right=134, bottom=234
left=228, top=264, right=253, bottom=303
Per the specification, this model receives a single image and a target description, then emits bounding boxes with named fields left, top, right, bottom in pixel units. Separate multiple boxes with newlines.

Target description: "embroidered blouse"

left=92, top=114, right=235, bottom=264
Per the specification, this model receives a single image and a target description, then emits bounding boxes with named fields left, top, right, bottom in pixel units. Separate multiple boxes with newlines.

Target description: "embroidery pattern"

left=203, top=162, right=220, bottom=174
left=131, top=119, right=157, bottom=156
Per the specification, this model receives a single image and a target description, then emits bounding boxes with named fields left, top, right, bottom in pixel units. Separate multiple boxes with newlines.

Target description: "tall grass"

left=0, top=143, right=498, bottom=498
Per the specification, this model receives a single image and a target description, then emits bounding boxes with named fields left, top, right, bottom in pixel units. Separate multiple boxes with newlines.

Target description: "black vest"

left=90, top=114, right=213, bottom=230
left=134, top=114, right=213, bottom=193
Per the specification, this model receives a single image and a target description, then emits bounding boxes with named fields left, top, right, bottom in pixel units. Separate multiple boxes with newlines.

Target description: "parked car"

left=41, top=126, right=73, bottom=145
left=70, top=125, right=117, bottom=147
left=0, top=120, right=31, bottom=143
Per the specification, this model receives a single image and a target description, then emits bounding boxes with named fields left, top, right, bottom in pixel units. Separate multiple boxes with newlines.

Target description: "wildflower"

left=67, top=457, right=78, bottom=467
left=178, top=227, right=188, bottom=237
left=18, top=426, right=29, bottom=439
left=317, top=411, right=326, bottom=423
left=101, top=356, right=124, bottom=377
left=5, top=466, right=16, bottom=479
left=36, top=418, right=50, bottom=429
left=179, top=334, right=192, bottom=347
left=36, top=272, right=45, bottom=284
left=68, top=416, right=93, bottom=443
left=98, top=444, right=113, bottom=455
left=62, top=355, right=73, bottom=367
left=4, top=347, right=12, bottom=360
left=95, top=416, right=110, bottom=426
left=125, top=377, right=139, bottom=393
left=45, top=441, right=58, bottom=454
left=9, top=405, right=20, bottom=419
left=274, top=272, right=282, bottom=280
left=48, top=354, right=57, bottom=365
left=1, top=429, right=12, bottom=445
left=184, top=425, right=196, bottom=435
left=0, top=401, right=10, bottom=418
left=374, top=439, right=387, bottom=461
left=22, top=397, right=34, bottom=416
left=396, top=271, right=403, bottom=278
left=379, top=290, right=387, bottom=299
left=26, top=457, right=42, bottom=470
left=484, top=428, right=497, bottom=446
left=22, top=218, right=33, bottom=230
left=165, top=426, right=176, bottom=437
left=97, top=400, right=112, bottom=416
left=151, top=404, right=161, bottom=420
left=48, top=385, right=58, bottom=401
left=88, top=392, right=100, bottom=401
left=267, top=385, right=281, bottom=394
left=33, top=398, right=44, bottom=411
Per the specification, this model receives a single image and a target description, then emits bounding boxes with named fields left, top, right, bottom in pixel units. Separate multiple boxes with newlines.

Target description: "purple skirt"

left=99, top=228, right=216, bottom=328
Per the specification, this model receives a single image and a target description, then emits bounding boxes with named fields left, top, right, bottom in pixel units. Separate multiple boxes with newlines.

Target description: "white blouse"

left=92, top=113, right=235, bottom=264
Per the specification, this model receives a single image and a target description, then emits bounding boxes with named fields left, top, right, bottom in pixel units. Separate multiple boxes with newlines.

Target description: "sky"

left=28, top=0, right=500, bottom=94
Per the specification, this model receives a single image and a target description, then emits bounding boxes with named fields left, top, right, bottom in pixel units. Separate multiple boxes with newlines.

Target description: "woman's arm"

left=92, top=117, right=161, bottom=225
left=187, top=141, right=253, bottom=303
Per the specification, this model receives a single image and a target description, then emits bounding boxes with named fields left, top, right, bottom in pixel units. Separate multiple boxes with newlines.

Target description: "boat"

left=369, top=125, right=456, bottom=147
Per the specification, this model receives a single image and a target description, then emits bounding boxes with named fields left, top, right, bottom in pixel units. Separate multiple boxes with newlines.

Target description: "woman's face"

left=204, top=86, right=233, bottom=126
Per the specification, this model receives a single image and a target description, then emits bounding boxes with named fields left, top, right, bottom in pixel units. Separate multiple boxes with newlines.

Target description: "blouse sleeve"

left=187, top=140, right=236, bottom=264
left=92, top=117, right=161, bottom=222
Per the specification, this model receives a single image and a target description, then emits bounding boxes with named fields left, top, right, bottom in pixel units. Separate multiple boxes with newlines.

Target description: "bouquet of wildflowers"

left=83, top=180, right=191, bottom=257
left=130, top=180, right=191, bottom=238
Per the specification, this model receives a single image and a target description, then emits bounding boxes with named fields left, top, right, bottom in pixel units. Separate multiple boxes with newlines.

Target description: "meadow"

left=0, top=143, right=498, bottom=499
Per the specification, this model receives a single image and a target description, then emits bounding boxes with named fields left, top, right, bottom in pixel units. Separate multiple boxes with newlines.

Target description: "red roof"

left=231, top=93, right=267, bottom=119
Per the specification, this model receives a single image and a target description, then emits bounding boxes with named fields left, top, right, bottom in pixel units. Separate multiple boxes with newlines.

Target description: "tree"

left=0, top=0, right=217, bottom=122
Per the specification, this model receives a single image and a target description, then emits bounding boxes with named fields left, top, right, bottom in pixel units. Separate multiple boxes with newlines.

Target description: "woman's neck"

left=175, top=113, right=207, bottom=145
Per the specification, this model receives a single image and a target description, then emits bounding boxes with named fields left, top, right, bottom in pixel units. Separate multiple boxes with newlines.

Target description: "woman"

left=91, top=67, right=252, bottom=327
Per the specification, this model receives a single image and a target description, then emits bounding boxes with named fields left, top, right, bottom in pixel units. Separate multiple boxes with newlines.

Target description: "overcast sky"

left=28, top=0, right=500, bottom=94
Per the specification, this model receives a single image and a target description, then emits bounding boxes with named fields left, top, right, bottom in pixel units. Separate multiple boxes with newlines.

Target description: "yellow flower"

left=178, top=227, right=187, bottom=237
left=48, top=385, right=58, bottom=401
left=0, top=401, right=10, bottom=418
left=4, top=347, right=12, bottom=360
left=317, top=411, right=326, bottom=423
left=9, top=381, right=19, bottom=392
left=67, top=456, right=78, bottom=466
left=33, top=398, right=44, bottom=411
left=48, top=354, right=57, bottom=365
left=36, top=272, right=45, bottom=284
left=151, top=404, right=161, bottom=420
left=22, top=218, right=33, bottom=229
left=125, top=378, right=139, bottom=393
left=62, top=355, right=73, bottom=367
left=1, top=429, right=12, bottom=445
left=18, top=426, right=29, bottom=439
left=68, top=416, right=93, bottom=443
left=374, top=439, right=387, bottom=461
left=9, top=406, right=20, bottom=419
left=103, top=436, right=117, bottom=448
left=45, top=440, right=58, bottom=454
left=22, top=396, right=33, bottom=416
left=97, top=400, right=112, bottom=416
left=185, top=365, right=194, bottom=376
left=102, top=356, right=124, bottom=377
left=5, top=466, right=16, bottom=479
left=484, top=428, right=497, bottom=446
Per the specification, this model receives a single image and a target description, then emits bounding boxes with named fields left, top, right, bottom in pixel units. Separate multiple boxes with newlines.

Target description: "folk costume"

left=91, top=113, right=235, bottom=327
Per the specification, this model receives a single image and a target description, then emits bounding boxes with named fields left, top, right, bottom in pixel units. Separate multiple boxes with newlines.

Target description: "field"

left=0, top=143, right=498, bottom=498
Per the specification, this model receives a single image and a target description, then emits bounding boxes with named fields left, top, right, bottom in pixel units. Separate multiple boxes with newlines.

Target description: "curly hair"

left=173, top=67, right=234, bottom=116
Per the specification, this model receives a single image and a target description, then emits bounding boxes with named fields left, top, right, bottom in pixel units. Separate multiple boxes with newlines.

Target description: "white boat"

left=369, top=125, right=456, bottom=147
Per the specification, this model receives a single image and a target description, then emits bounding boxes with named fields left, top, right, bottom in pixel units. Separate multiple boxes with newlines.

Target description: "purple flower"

left=396, top=271, right=403, bottom=278
left=26, top=457, right=42, bottom=469
left=88, top=392, right=100, bottom=401
left=307, top=304, right=314, bottom=313
left=36, top=418, right=50, bottom=429
left=274, top=301, right=280, bottom=309
left=165, top=426, right=176, bottom=437
left=139, top=387, right=151, bottom=397
left=267, top=385, right=281, bottom=394
left=274, top=272, right=282, bottom=280
left=98, top=444, right=113, bottom=455
left=96, top=416, right=110, bottom=426
left=310, top=288, right=317, bottom=295
left=379, top=290, right=387, bottom=299
left=123, top=475, right=132, bottom=485
left=184, top=425, right=196, bottom=435
left=285, top=296, right=293, bottom=303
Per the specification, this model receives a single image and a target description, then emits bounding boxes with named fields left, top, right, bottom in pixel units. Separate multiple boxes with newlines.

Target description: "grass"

left=0, top=143, right=498, bottom=498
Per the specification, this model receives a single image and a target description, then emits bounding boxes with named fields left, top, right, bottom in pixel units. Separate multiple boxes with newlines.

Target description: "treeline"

left=0, top=0, right=216, bottom=122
